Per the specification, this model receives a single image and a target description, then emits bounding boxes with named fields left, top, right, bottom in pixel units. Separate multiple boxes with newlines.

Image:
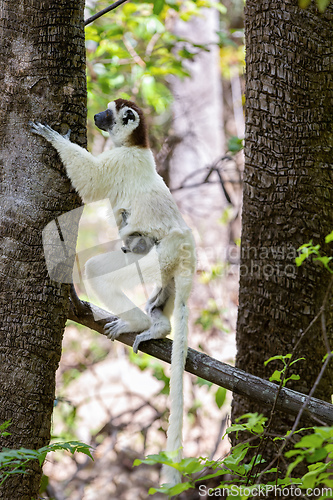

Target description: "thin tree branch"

left=84, top=0, right=128, bottom=27
left=67, top=299, right=333, bottom=426
left=123, top=36, right=146, bottom=68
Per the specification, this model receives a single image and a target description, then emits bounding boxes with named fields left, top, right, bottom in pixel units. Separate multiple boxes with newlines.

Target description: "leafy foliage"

left=85, top=0, right=217, bottom=123
left=0, top=421, right=93, bottom=487
left=296, top=232, right=333, bottom=273
left=133, top=415, right=333, bottom=498
left=299, top=0, right=331, bottom=13
left=0, top=421, right=11, bottom=439
left=131, top=337, right=333, bottom=497
left=264, top=354, right=305, bottom=386
left=84, top=0, right=242, bottom=151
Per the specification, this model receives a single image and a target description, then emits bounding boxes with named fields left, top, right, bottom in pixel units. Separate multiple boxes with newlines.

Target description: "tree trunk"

left=170, top=4, right=225, bottom=228
left=0, top=1, right=86, bottom=498
left=232, top=0, right=333, bottom=481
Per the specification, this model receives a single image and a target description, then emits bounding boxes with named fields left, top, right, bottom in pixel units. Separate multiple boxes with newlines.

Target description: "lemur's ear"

left=123, top=109, right=136, bottom=125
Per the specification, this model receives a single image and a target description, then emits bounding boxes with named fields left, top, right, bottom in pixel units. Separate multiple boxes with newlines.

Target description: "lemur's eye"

left=123, top=109, right=135, bottom=125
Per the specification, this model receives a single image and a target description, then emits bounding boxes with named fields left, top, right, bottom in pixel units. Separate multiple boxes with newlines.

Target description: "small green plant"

left=296, top=231, right=333, bottom=273
left=0, top=421, right=11, bottom=439
left=224, top=412, right=267, bottom=439
left=0, top=422, right=93, bottom=487
left=264, top=354, right=305, bottom=386
left=132, top=412, right=333, bottom=498
left=133, top=414, right=269, bottom=497
left=134, top=451, right=228, bottom=497
left=285, top=426, right=333, bottom=493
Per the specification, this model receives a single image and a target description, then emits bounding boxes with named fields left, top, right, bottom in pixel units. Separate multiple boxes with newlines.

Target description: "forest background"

left=0, top=0, right=332, bottom=499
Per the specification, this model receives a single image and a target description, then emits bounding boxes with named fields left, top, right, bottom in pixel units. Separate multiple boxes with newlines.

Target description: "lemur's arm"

left=30, top=122, right=101, bottom=202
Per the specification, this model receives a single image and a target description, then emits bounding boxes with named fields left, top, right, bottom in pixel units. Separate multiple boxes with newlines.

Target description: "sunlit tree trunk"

left=0, top=1, right=86, bottom=498
left=170, top=5, right=225, bottom=221
left=232, top=0, right=333, bottom=483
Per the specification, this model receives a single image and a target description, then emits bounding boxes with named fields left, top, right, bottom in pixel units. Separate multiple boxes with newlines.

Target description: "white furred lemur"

left=30, top=99, right=196, bottom=486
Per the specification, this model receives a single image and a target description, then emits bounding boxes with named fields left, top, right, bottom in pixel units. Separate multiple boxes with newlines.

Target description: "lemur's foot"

left=104, top=318, right=130, bottom=341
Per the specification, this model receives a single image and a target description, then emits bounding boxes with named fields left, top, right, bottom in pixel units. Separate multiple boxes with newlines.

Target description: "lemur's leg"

left=132, top=282, right=175, bottom=353
left=85, top=248, right=161, bottom=340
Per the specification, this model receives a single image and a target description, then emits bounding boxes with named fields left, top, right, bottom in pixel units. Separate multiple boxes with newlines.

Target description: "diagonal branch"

left=84, top=0, right=128, bottom=27
left=67, top=297, right=333, bottom=426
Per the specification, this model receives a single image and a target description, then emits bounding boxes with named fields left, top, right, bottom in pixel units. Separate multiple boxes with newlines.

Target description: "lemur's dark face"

left=94, top=99, right=149, bottom=148
left=94, top=108, right=114, bottom=131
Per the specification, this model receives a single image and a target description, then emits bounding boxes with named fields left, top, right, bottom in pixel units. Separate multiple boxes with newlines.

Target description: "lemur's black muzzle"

left=94, top=109, right=114, bottom=131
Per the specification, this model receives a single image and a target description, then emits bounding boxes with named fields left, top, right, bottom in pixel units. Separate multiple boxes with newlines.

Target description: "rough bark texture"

left=0, top=1, right=86, bottom=498
left=232, top=0, right=333, bottom=484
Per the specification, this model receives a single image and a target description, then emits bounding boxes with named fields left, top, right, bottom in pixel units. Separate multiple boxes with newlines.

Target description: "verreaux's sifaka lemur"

left=30, top=99, right=196, bottom=485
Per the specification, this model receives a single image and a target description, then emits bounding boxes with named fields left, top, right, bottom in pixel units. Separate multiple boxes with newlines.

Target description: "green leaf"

left=322, top=351, right=333, bottom=362
left=289, top=357, right=305, bottom=367
left=286, top=455, right=304, bottom=477
left=149, top=481, right=193, bottom=495
left=295, top=253, right=308, bottom=266
left=227, top=136, right=243, bottom=153
left=223, top=443, right=249, bottom=470
left=325, top=231, right=333, bottom=243
left=298, top=241, right=313, bottom=250
left=133, top=450, right=180, bottom=468
left=264, top=354, right=290, bottom=365
left=196, top=469, right=228, bottom=482
left=169, top=482, right=194, bottom=495
left=178, top=457, right=205, bottom=474
left=306, top=447, right=328, bottom=463
left=153, top=0, right=165, bottom=15
left=295, top=433, right=325, bottom=449
left=316, top=0, right=331, bottom=12
left=299, top=0, right=312, bottom=8
left=39, top=474, right=49, bottom=494
left=301, top=467, right=323, bottom=489
left=269, top=370, right=282, bottom=382
left=41, top=441, right=94, bottom=461
left=215, top=387, right=227, bottom=409
left=286, top=374, right=300, bottom=382
left=0, top=421, right=12, bottom=437
left=195, top=377, right=213, bottom=388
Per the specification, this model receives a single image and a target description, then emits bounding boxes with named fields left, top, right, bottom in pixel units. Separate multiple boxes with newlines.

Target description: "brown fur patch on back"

left=114, top=98, right=149, bottom=148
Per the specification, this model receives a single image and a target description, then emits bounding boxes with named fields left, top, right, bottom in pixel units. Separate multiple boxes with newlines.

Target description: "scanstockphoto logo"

left=198, top=484, right=333, bottom=497
left=42, top=200, right=162, bottom=321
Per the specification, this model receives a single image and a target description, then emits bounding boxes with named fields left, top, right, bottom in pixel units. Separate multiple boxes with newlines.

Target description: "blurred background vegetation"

left=43, top=1, right=245, bottom=498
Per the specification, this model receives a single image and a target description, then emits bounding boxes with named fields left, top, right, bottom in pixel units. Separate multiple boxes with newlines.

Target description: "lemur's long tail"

left=162, top=273, right=191, bottom=486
